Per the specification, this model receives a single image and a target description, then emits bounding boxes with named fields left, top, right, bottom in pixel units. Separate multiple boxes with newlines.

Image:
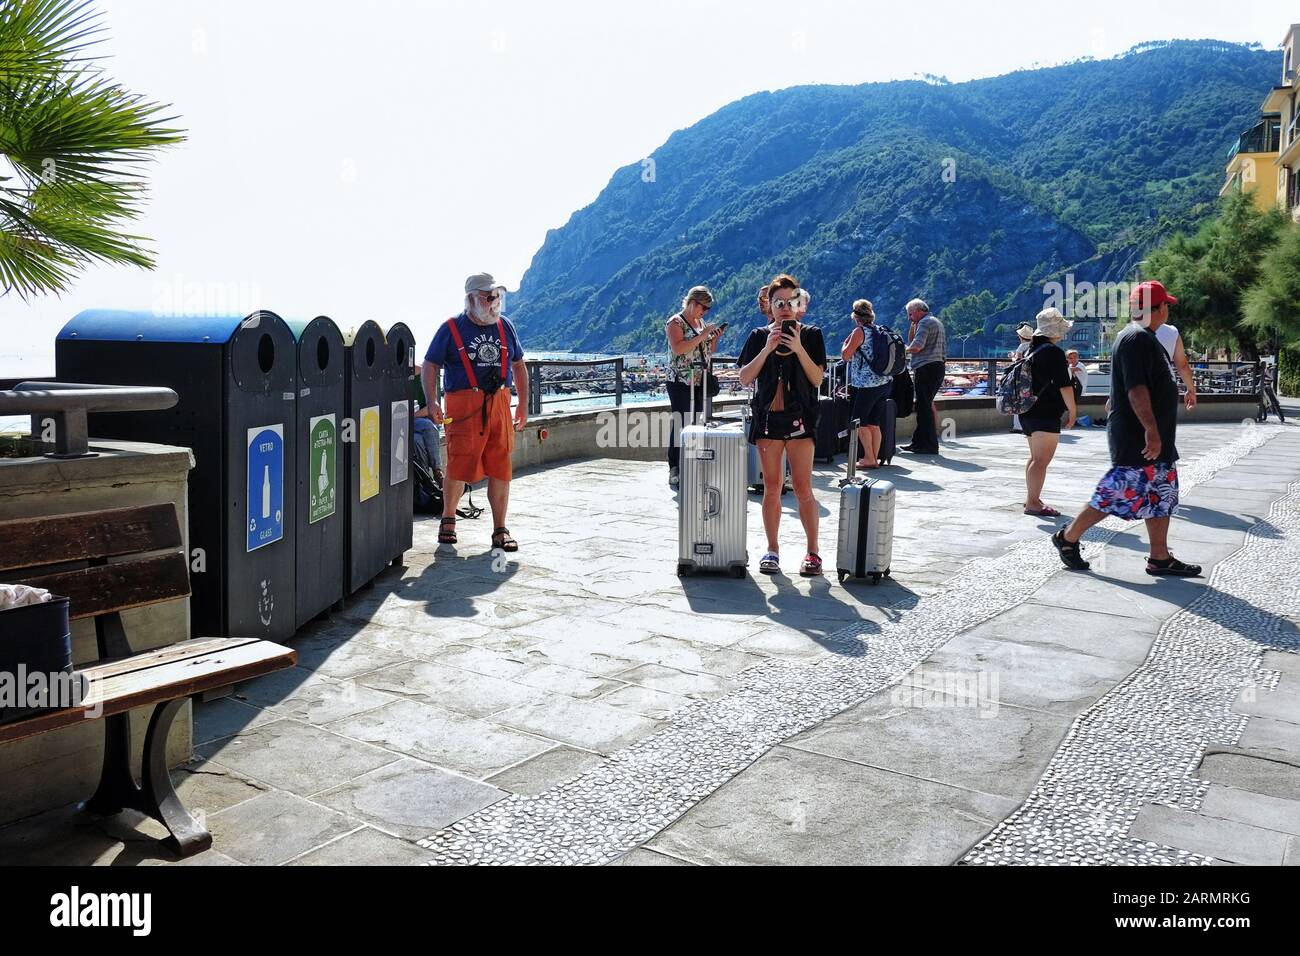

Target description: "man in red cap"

left=1050, top=281, right=1201, bottom=577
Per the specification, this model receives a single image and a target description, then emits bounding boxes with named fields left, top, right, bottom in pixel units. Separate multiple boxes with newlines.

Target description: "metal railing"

left=0, top=381, right=178, bottom=459
left=524, top=358, right=626, bottom=416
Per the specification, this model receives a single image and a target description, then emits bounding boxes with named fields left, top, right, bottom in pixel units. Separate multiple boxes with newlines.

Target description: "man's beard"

left=469, top=301, right=503, bottom=324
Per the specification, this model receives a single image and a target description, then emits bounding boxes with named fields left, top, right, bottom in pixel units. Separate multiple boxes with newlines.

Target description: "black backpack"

left=411, top=435, right=443, bottom=514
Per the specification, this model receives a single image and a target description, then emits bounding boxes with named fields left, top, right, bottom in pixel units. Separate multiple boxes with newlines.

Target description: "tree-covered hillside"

left=509, top=40, right=1277, bottom=355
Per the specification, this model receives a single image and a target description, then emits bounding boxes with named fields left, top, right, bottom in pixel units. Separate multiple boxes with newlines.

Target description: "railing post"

left=986, top=359, right=998, bottom=389
left=614, top=357, right=624, bottom=407
left=527, top=361, right=541, bottom=417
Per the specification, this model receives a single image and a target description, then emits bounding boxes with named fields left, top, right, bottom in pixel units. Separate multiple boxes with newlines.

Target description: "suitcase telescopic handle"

left=845, top=417, right=862, bottom=486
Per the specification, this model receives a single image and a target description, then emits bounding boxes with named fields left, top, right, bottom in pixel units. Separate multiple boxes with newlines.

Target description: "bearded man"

left=421, top=272, right=529, bottom=551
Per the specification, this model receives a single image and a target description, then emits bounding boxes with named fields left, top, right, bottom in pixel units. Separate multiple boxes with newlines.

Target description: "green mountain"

left=509, top=40, right=1277, bottom=355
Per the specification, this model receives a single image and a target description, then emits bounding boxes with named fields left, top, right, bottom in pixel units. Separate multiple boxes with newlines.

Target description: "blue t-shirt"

left=425, top=313, right=524, bottom=394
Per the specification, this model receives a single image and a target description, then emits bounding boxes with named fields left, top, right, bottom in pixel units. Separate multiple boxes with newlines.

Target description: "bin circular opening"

left=257, top=334, right=275, bottom=373
left=316, top=336, right=330, bottom=372
left=393, top=337, right=410, bottom=371
left=365, top=338, right=376, bottom=367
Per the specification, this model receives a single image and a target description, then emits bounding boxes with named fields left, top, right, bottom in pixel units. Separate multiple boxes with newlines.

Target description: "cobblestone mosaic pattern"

left=964, top=478, right=1300, bottom=866
left=420, top=424, right=1284, bottom=865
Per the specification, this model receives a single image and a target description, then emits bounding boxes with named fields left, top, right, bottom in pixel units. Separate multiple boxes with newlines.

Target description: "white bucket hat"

left=1034, top=307, right=1073, bottom=340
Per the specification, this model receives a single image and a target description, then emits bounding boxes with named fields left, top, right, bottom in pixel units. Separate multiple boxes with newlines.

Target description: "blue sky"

left=2, top=0, right=1289, bottom=373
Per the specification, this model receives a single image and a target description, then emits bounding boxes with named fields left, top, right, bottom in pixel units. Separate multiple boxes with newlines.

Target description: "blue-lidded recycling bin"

left=56, top=310, right=298, bottom=641
left=287, top=316, right=346, bottom=627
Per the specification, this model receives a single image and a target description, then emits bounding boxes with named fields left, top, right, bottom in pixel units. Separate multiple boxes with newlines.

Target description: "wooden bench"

left=0, top=504, right=295, bottom=857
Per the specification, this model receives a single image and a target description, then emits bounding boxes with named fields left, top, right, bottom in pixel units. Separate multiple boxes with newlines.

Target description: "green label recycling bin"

left=56, top=309, right=299, bottom=642
left=342, top=321, right=390, bottom=593
left=385, top=322, right=415, bottom=569
left=287, top=316, right=346, bottom=628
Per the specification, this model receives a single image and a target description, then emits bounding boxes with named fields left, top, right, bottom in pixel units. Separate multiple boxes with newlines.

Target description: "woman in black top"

left=1020, top=308, right=1079, bottom=518
left=737, top=274, right=828, bottom=576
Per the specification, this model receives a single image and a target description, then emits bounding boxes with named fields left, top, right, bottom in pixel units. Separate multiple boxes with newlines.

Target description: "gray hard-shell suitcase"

left=836, top=419, right=895, bottom=584
left=678, top=364, right=748, bottom=578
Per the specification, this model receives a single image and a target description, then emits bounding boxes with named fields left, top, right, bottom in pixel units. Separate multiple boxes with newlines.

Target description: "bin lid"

left=59, top=310, right=259, bottom=344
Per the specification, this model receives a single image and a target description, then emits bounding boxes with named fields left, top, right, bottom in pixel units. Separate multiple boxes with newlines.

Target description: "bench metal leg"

left=85, top=699, right=212, bottom=858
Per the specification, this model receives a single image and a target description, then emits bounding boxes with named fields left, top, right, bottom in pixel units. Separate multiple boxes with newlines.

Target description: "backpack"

left=995, top=345, right=1050, bottom=416
left=892, top=367, right=915, bottom=418
left=411, top=434, right=443, bottom=514
left=867, top=324, right=908, bottom=377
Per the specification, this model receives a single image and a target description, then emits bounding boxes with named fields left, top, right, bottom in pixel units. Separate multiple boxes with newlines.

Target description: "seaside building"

left=1261, top=23, right=1300, bottom=220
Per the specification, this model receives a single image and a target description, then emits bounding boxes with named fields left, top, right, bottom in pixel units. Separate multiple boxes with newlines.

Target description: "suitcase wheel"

left=837, top=571, right=847, bottom=583
left=730, top=566, right=747, bottom=579
left=870, top=573, right=883, bottom=585
left=676, top=562, right=692, bottom=578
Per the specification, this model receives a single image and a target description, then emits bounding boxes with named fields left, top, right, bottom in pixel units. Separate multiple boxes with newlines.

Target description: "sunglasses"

left=771, top=297, right=800, bottom=310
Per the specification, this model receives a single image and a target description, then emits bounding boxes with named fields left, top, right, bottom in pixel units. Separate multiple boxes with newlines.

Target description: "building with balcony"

left=1221, top=114, right=1281, bottom=212
left=1264, top=23, right=1300, bottom=220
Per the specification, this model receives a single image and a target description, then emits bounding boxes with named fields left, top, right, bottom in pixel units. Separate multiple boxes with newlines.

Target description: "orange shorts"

left=445, top=388, right=515, bottom=484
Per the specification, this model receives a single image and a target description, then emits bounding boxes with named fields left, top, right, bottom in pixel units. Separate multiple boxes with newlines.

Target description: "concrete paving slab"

left=196, top=719, right=400, bottom=797
left=961, top=603, right=1159, bottom=665
left=206, top=791, right=359, bottom=866
left=650, top=746, right=1015, bottom=865
left=596, top=683, right=693, bottom=719
left=314, top=758, right=505, bottom=840
left=1238, top=717, right=1300, bottom=758
left=193, top=695, right=282, bottom=745
left=1129, top=804, right=1289, bottom=866
left=1199, top=785, right=1300, bottom=836
left=327, top=699, right=552, bottom=779
left=356, top=660, right=544, bottom=719
left=493, top=696, right=662, bottom=755
left=1264, top=651, right=1300, bottom=676
left=787, top=690, right=1072, bottom=801
left=171, top=761, right=271, bottom=817
left=287, top=826, right=436, bottom=866
left=608, top=848, right=695, bottom=866
left=1234, top=683, right=1300, bottom=724
left=1198, top=751, right=1300, bottom=802
left=512, top=663, right=625, bottom=700
left=614, top=663, right=734, bottom=699
left=485, top=746, right=607, bottom=796
left=922, top=632, right=1135, bottom=716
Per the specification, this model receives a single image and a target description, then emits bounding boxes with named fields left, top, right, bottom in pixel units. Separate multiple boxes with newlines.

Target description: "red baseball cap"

left=1130, top=280, right=1178, bottom=311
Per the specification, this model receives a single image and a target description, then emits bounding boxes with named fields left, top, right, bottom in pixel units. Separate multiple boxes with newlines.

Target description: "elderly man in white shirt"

left=1065, top=349, right=1088, bottom=394
left=1154, top=323, right=1198, bottom=409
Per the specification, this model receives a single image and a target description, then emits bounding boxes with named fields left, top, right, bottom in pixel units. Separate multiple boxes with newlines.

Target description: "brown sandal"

left=438, top=517, right=457, bottom=544
left=491, top=527, right=519, bottom=553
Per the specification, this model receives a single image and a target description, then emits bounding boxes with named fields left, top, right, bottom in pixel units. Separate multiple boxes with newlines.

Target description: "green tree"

left=0, top=0, right=184, bottom=298
left=1242, top=223, right=1300, bottom=348
left=942, top=290, right=998, bottom=339
left=1143, top=190, right=1287, bottom=359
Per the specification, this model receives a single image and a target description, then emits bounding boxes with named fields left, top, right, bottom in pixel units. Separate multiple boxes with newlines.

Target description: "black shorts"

left=1020, top=415, right=1061, bottom=436
left=849, top=383, right=891, bottom=428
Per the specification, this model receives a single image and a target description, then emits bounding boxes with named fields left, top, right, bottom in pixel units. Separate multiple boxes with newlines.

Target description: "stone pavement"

left=1, top=411, right=1297, bottom=865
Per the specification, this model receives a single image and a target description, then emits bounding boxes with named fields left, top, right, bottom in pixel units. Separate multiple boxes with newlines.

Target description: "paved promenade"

left=1, top=410, right=1297, bottom=865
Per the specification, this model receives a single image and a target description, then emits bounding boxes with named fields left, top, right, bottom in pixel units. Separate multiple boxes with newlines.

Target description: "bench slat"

left=16, top=553, right=190, bottom=619
left=0, top=639, right=296, bottom=744
left=85, top=637, right=266, bottom=681
left=0, top=505, right=182, bottom=573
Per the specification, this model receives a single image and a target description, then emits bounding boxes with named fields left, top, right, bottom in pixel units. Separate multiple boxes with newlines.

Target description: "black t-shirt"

left=1024, top=339, right=1072, bottom=420
left=738, top=323, right=828, bottom=442
left=1108, top=325, right=1180, bottom=466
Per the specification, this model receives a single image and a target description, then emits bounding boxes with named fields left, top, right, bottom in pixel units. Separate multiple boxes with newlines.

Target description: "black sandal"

left=492, top=527, right=519, bottom=553
left=1051, top=529, right=1090, bottom=571
left=1147, top=555, right=1202, bottom=577
left=438, top=517, right=457, bottom=545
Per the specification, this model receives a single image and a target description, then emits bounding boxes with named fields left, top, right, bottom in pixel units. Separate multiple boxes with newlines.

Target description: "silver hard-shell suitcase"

left=836, top=419, right=895, bottom=584
left=677, top=365, right=748, bottom=578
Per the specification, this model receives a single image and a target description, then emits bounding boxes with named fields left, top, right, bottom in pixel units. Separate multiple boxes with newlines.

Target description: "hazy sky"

left=1, top=0, right=1288, bottom=374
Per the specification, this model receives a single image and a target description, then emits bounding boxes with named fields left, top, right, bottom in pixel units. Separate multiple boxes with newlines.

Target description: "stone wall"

left=0, top=440, right=194, bottom=826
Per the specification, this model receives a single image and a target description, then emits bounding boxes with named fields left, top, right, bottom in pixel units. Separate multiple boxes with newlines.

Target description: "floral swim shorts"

left=1088, top=463, right=1179, bottom=520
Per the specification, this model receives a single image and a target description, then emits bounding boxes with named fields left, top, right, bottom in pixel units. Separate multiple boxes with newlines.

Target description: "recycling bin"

left=384, top=323, right=415, bottom=569
left=287, top=316, right=347, bottom=628
left=55, top=309, right=298, bottom=642
left=342, top=321, right=390, bottom=593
